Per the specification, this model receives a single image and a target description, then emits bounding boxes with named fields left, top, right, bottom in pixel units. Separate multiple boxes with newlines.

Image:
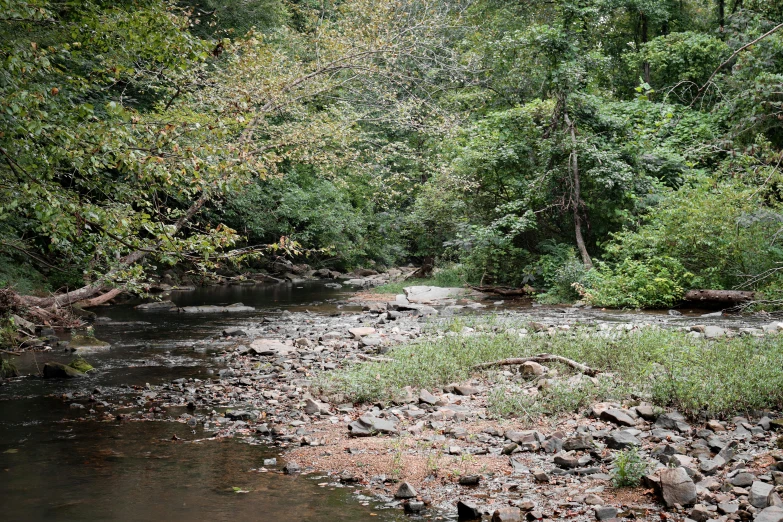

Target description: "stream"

left=0, top=282, right=772, bottom=521
left=0, top=282, right=404, bottom=522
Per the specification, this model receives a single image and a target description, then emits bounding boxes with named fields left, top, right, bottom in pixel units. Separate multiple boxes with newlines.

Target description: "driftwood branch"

left=77, top=288, right=124, bottom=308
left=473, top=353, right=601, bottom=376
left=683, top=289, right=755, bottom=304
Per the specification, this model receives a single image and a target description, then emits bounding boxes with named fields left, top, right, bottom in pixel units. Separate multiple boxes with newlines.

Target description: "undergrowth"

left=373, top=265, right=470, bottom=295
left=318, top=318, right=783, bottom=420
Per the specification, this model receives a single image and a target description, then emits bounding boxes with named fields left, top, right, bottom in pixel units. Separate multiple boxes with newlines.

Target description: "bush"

left=612, top=447, right=649, bottom=488
left=578, top=256, right=692, bottom=309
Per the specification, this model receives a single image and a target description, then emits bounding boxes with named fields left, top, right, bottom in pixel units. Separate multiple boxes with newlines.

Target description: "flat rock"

left=600, top=408, right=637, bottom=427
left=606, top=430, right=641, bottom=449
left=249, top=339, right=296, bottom=356
left=404, top=286, right=486, bottom=305
left=453, top=385, right=479, bottom=396
left=656, top=411, right=691, bottom=433
left=180, top=303, right=255, bottom=313
left=348, top=415, right=398, bottom=436
left=348, top=327, right=376, bottom=339
left=563, top=434, right=594, bottom=451
left=135, top=300, right=177, bottom=311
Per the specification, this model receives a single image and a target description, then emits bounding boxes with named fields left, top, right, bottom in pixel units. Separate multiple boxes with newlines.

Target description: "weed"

left=612, top=447, right=649, bottom=487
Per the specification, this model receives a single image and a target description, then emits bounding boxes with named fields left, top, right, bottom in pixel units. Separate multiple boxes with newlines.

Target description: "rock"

left=135, top=300, right=177, bottom=311
left=457, top=500, right=482, bottom=521
left=690, top=504, right=711, bottom=522
left=404, top=286, right=486, bottom=305
left=348, top=327, right=376, bottom=339
left=532, top=469, right=550, bottom=483
left=459, top=475, right=480, bottom=486
left=249, top=339, right=296, bottom=357
left=453, top=385, right=479, bottom=396
left=563, top=434, right=594, bottom=451
left=600, top=408, right=637, bottom=427
left=704, top=325, right=726, bottom=338
left=283, top=461, right=300, bottom=474
left=750, top=481, right=775, bottom=509
left=395, top=481, right=417, bottom=499
left=520, top=361, right=546, bottom=377
left=348, top=415, right=398, bottom=436
left=659, top=467, right=697, bottom=507
left=42, top=362, right=86, bottom=379
left=491, top=507, right=522, bottom=522
left=419, top=388, right=439, bottom=405
left=554, top=452, right=580, bottom=469
left=606, top=430, right=641, bottom=449
left=634, top=404, right=658, bottom=421
left=180, top=303, right=255, bottom=313
left=756, top=506, right=783, bottom=522
left=656, top=411, right=691, bottom=433
left=304, top=398, right=329, bottom=415
left=731, top=472, right=756, bottom=487
left=263, top=458, right=277, bottom=466
left=699, top=455, right=726, bottom=475
left=594, top=506, right=618, bottom=520
left=222, top=328, right=247, bottom=337
left=404, top=501, right=425, bottom=513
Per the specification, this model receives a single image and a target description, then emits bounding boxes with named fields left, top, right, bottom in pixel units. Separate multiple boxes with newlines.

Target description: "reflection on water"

left=0, top=282, right=403, bottom=522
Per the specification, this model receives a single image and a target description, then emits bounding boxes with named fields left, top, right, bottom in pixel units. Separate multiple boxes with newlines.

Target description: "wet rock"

left=750, top=481, right=775, bottom=509
left=135, top=300, right=177, bottom=311
left=180, top=303, right=255, bottom=313
left=491, top=507, right=522, bottom=522
left=283, top=461, right=300, bottom=474
left=404, top=500, right=425, bottom=513
left=42, top=362, right=86, bottom=379
left=659, top=467, right=697, bottom=507
left=222, top=328, right=247, bottom=337
left=395, top=481, right=417, bottom=499
left=457, top=500, right=482, bottom=521
left=348, top=415, right=398, bottom=436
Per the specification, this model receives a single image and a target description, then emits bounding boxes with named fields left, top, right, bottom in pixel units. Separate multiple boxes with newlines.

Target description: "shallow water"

left=0, top=282, right=403, bottom=522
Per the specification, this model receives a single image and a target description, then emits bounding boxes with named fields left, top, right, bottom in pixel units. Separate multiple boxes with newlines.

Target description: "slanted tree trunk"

left=563, top=111, right=593, bottom=270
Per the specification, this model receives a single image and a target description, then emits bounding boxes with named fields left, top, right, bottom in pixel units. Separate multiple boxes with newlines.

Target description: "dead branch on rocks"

left=473, top=353, right=601, bottom=376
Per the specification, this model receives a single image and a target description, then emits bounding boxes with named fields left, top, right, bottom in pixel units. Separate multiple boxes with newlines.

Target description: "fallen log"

left=683, top=289, right=755, bottom=304
left=469, top=285, right=535, bottom=297
left=473, top=353, right=601, bottom=376
left=77, top=288, right=124, bottom=308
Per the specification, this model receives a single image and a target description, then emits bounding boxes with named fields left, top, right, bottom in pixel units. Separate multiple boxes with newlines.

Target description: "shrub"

left=612, top=447, right=649, bottom=488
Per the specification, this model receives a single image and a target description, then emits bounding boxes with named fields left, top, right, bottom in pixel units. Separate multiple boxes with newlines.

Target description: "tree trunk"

left=718, top=0, right=725, bottom=31
left=77, top=288, right=124, bottom=308
left=17, top=191, right=211, bottom=310
left=683, top=289, right=755, bottom=303
left=563, top=111, right=593, bottom=270
left=641, top=13, right=651, bottom=84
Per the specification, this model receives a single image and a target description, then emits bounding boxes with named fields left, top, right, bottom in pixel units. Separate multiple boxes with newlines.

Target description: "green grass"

left=318, top=318, right=783, bottom=419
left=373, top=265, right=470, bottom=294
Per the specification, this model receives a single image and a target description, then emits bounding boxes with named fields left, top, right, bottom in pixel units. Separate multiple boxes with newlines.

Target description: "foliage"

left=319, top=318, right=783, bottom=418
left=612, top=447, right=649, bottom=488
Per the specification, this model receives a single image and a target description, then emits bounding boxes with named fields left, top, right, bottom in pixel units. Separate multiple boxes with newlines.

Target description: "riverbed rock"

left=348, top=327, right=376, bottom=339
left=68, top=334, right=111, bottom=353
left=283, top=461, right=301, bottom=474
left=606, top=430, right=641, bottom=449
left=180, top=303, right=255, bottom=313
left=755, top=506, right=783, bottom=522
left=600, top=408, right=637, bottom=427
left=249, top=339, right=296, bottom=356
left=491, top=507, right=522, bottom=522
left=42, top=362, right=86, bottom=379
left=656, top=411, right=691, bottom=433
left=135, top=300, right=177, bottom=311
left=659, top=467, right=697, bottom=507
left=348, top=415, right=398, bottom=436
left=457, top=500, right=482, bottom=521
left=395, top=481, right=417, bottom=499
left=750, top=481, right=775, bottom=509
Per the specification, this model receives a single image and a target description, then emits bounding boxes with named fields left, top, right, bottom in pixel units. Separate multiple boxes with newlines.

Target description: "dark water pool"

left=0, top=282, right=404, bottom=522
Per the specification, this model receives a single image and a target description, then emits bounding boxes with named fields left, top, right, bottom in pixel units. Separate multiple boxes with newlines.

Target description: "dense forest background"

left=2, top=0, right=783, bottom=309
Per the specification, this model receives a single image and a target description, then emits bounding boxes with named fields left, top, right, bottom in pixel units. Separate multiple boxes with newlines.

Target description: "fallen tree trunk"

left=473, top=353, right=601, bottom=376
left=469, top=285, right=534, bottom=297
left=77, top=288, right=124, bottom=308
left=683, top=289, right=755, bottom=304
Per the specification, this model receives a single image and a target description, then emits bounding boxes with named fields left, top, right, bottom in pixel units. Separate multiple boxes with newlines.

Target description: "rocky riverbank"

left=31, top=286, right=783, bottom=522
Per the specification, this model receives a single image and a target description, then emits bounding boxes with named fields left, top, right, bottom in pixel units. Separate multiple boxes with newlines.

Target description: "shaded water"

left=0, top=282, right=403, bottom=522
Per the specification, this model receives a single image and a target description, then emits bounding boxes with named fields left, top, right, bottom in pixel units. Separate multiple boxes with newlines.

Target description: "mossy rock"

left=69, top=335, right=111, bottom=353
left=42, top=362, right=86, bottom=379
left=68, top=357, right=94, bottom=373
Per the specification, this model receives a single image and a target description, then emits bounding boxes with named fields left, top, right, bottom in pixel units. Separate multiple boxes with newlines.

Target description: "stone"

left=532, top=469, right=550, bottom=483
left=689, top=504, right=711, bottom=522
left=348, top=415, right=399, bottom=436
left=453, top=385, right=479, bottom=396
left=750, top=481, right=775, bottom=509
left=585, top=494, right=604, bottom=505
left=656, top=411, right=691, bottom=433
left=263, top=458, right=277, bottom=466
left=491, top=507, right=522, bottom=522
left=180, top=303, right=255, bottom=313
left=659, top=467, right=697, bottom=507
left=606, top=430, right=641, bottom=449
left=283, top=461, right=300, bottom=474
left=249, top=339, right=296, bottom=357
left=731, top=472, right=756, bottom=487
left=222, top=328, right=247, bottom=337
left=554, top=452, right=580, bottom=469
left=459, top=475, right=480, bottom=486
left=348, top=327, right=376, bottom=339
left=520, top=361, right=546, bottom=376
left=704, top=325, right=726, bottom=338
left=419, top=388, right=438, bottom=405
left=563, top=434, right=594, bottom=451
left=594, top=506, right=618, bottom=520
left=600, top=408, right=637, bottom=427
left=700, top=455, right=726, bottom=475
left=42, top=362, right=86, bottom=379
left=304, top=398, right=329, bottom=415
left=395, top=481, right=417, bottom=499
left=757, top=506, right=783, bottom=522
left=457, top=500, right=482, bottom=521
left=135, top=300, right=177, bottom=311
left=404, top=501, right=425, bottom=514
left=634, top=404, right=658, bottom=421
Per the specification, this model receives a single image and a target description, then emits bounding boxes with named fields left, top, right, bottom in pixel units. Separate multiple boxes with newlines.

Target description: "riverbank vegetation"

left=2, top=0, right=783, bottom=312
left=319, top=318, right=783, bottom=421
